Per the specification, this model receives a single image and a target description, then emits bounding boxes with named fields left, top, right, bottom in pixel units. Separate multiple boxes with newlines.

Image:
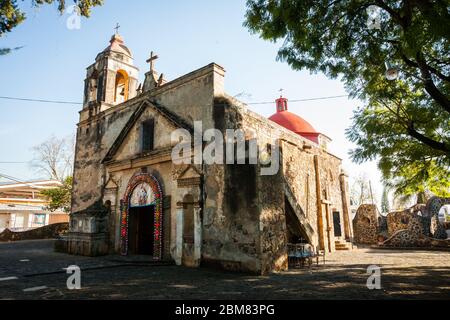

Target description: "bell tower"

left=83, top=30, right=139, bottom=113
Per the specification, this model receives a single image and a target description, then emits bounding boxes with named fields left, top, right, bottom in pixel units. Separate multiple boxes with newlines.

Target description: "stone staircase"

left=334, top=237, right=355, bottom=251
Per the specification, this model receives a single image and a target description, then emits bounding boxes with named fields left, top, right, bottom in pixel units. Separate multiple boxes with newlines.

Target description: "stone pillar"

left=104, top=69, right=116, bottom=105
left=175, top=205, right=183, bottom=266
left=193, top=205, right=202, bottom=266
left=339, top=171, right=352, bottom=241
left=314, top=155, right=325, bottom=251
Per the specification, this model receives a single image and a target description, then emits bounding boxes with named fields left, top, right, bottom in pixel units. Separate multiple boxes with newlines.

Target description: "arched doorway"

left=120, top=173, right=163, bottom=259
left=114, top=70, right=129, bottom=103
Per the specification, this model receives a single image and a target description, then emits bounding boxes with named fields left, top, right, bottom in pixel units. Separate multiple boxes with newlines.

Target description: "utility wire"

left=0, top=161, right=31, bottom=164
left=0, top=172, right=39, bottom=188
left=246, top=94, right=349, bottom=105
left=0, top=94, right=349, bottom=106
left=0, top=96, right=82, bottom=105
left=0, top=161, right=68, bottom=164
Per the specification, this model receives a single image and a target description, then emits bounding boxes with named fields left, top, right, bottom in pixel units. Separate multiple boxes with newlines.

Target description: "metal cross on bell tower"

left=114, top=23, right=120, bottom=34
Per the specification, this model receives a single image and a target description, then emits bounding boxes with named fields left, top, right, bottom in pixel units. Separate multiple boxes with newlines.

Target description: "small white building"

left=0, top=180, right=69, bottom=232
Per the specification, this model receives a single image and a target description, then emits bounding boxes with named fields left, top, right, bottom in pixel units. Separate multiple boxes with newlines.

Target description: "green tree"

left=244, top=0, right=450, bottom=196
left=381, top=186, right=390, bottom=213
left=41, top=176, right=73, bottom=212
left=1, top=0, right=103, bottom=55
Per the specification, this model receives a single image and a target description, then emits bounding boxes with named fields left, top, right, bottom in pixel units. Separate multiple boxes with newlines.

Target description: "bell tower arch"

left=83, top=32, right=139, bottom=113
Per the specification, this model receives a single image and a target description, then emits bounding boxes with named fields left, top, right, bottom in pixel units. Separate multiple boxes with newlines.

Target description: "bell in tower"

left=83, top=28, right=139, bottom=112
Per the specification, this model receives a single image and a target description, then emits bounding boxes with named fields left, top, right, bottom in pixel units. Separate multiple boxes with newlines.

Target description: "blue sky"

left=0, top=0, right=382, bottom=200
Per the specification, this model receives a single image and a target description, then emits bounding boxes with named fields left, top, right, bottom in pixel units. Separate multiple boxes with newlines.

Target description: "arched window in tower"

left=114, top=70, right=129, bottom=104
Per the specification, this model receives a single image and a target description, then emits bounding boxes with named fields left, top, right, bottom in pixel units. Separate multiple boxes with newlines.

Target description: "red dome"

left=269, top=111, right=317, bottom=134
left=269, top=96, right=319, bottom=143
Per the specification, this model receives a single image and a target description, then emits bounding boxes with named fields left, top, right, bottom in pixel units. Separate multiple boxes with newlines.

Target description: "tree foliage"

left=40, top=176, right=73, bottom=212
left=245, top=0, right=450, bottom=196
left=1, top=0, right=103, bottom=54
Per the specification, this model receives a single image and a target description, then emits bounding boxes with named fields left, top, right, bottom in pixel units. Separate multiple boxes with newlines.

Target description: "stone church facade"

left=62, top=33, right=353, bottom=274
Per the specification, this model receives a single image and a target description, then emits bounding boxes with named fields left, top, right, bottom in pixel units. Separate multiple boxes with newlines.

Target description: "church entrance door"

left=128, top=205, right=155, bottom=255
left=333, top=211, right=342, bottom=237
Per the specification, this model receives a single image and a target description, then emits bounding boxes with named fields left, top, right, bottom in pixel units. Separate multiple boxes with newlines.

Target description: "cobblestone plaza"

left=1, top=240, right=449, bottom=300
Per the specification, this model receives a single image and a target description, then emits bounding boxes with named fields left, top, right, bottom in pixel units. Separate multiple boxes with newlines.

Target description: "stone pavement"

left=1, top=240, right=449, bottom=300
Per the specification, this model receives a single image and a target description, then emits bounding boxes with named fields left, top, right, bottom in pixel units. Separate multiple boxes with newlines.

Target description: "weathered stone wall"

left=281, top=140, right=318, bottom=247
left=219, top=96, right=350, bottom=258
left=386, top=210, right=420, bottom=237
left=382, top=215, right=450, bottom=248
left=430, top=215, right=448, bottom=239
left=201, top=97, right=263, bottom=273
left=258, top=168, right=287, bottom=274
left=237, top=97, right=349, bottom=253
left=0, top=223, right=68, bottom=242
left=72, top=99, right=141, bottom=214
left=378, top=197, right=450, bottom=248
left=353, top=204, right=380, bottom=244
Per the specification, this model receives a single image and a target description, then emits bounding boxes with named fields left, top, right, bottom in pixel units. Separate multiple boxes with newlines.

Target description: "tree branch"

left=406, top=121, right=450, bottom=153
left=416, top=53, right=450, bottom=114
left=401, top=53, right=450, bottom=83
left=378, top=98, right=449, bottom=153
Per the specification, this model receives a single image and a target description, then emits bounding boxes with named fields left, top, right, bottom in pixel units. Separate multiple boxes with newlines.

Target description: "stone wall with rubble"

left=382, top=198, right=450, bottom=247
left=386, top=209, right=422, bottom=237
left=352, top=197, right=450, bottom=248
left=353, top=204, right=380, bottom=244
left=0, top=223, right=68, bottom=242
left=382, top=217, right=450, bottom=248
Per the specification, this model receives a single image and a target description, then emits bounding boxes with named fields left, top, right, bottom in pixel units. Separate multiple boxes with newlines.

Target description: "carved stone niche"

left=104, top=177, right=118, bottom=204
left=173, top=164, right=202, bottom=188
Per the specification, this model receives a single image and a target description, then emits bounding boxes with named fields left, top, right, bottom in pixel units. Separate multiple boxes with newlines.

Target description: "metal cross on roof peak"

left=146, top=51, right=159, bottom=71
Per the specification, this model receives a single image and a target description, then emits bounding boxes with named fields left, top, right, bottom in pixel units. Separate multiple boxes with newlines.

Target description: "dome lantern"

left=268, top=94, right=320, bottom=144
left=276, top=96, right=288, bottom=112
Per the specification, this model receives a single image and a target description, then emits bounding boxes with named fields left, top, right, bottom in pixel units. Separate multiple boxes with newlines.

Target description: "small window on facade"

left=142, top=119, right=154, bottom=152
left=33, top=214, right=46, bottom=225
